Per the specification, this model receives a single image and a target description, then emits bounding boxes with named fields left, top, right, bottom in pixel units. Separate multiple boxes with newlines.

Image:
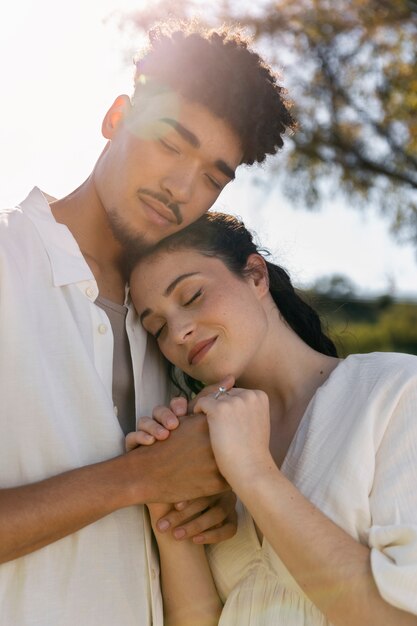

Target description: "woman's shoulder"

left=339, top=351, right=417, bottom=389
left=308, top=351, right=417, bottom=447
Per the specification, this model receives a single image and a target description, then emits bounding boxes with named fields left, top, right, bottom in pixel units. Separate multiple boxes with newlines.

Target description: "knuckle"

left=152, top=405, right=169, bottom=419
left=186, top=517, right=205, bottom=535
left=170, top=396, right=187, bottom=411
left=137, top=415, right=150, bottom=427
left=164, top=510, right=182, bottom=526
left=184, top=497, right=210, bottom=514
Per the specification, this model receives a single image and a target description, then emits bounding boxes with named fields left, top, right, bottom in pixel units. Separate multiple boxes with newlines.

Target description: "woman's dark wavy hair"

left=137, top=212, right=338, bottom=396
left=133, top=21, right=296, bottom=165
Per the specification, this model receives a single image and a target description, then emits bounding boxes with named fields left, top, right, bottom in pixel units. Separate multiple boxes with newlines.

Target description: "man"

left=0, top=23, right=295, bottom=625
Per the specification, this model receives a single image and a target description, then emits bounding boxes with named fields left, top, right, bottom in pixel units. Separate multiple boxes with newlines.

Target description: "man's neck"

left=50, top=177, right=127, bottom=304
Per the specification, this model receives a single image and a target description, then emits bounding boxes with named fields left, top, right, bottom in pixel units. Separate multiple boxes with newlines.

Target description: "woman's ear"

left=245, top=254, right=269, bottom=297
left=101, top=95, right=132, bottom=139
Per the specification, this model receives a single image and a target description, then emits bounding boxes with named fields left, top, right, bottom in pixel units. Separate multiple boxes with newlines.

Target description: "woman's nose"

left=171, top=317, right=195, bottom=344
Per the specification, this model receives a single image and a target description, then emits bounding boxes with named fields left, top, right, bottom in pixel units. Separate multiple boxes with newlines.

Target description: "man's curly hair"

left=133, top=22, right=296, bottom=165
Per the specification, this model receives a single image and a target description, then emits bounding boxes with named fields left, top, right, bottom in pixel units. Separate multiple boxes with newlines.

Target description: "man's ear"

left=101, top=95, right=132, bottom=139
left=245, top=254, right=270, bottom=297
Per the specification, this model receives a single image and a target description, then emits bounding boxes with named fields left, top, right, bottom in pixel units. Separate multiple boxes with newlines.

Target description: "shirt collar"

left=19, top=187, right=95, bottom=287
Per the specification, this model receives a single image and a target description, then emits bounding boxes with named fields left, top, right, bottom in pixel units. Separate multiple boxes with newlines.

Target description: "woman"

left=128, top=212, right=417, bottom=626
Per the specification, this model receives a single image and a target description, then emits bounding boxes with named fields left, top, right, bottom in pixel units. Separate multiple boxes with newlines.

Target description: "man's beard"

left=106, top=208, right=156, bottom=278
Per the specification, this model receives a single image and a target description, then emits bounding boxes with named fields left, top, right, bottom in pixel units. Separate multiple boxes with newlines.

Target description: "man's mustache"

left=138, top=189, right=183, bottom=225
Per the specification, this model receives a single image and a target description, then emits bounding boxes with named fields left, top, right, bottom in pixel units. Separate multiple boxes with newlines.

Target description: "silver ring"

left=214, top=386, right=227, bottom=400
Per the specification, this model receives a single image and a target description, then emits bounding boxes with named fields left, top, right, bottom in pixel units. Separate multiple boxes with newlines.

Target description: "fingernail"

left=145, top=434, right=155, bottom=443
left=174, top=501, right=187, bottom=510
left=156, top=427, right=167, bottom=436
left=193, top=535, right=205, bottom=544
left=157, top=520, right=170, bottom=532
left=173, top=528, right=186, bottom=539
left=166, top=417, right=178, bottom=428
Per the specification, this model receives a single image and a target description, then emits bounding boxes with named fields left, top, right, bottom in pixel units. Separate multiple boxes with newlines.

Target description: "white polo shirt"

left=0, top=188, right=168, bottom=625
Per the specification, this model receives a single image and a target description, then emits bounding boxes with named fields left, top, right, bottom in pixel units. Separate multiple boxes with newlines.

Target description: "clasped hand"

left=126, top=376, right=271, bottom=543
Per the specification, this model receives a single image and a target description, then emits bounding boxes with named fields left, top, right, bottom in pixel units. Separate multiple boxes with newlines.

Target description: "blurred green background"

left=306, top=275, right=417, bottom=355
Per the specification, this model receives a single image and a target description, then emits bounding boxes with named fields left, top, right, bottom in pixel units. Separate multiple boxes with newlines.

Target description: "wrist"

left=225, top=453, right=281, bottom=496
left=104, top=449, right=153, bottom=507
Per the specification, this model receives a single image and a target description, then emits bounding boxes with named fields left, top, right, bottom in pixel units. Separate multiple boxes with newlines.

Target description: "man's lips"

left=188, top=337, right=218, bottom=365
left=138, top=193, right=178, bottom=225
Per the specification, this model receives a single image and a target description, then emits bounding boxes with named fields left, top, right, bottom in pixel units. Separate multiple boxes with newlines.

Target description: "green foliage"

left=123, top=0, right=417, bottom=244
left=309, top=289, right=417, bottom=357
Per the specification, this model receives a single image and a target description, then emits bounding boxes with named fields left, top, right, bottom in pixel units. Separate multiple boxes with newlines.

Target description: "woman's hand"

left=126, top=374, right=235, bottom=450
left=194, top=388, right=273, bottom=488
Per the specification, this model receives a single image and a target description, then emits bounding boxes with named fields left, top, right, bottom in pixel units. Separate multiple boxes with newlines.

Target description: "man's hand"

left=155, top=492, right=237, bottom=544
left=126, top=413, right=228, bottom=504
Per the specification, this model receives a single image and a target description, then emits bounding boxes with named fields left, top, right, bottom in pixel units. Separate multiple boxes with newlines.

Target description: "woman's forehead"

left=131, top=248, right=222, bottom=292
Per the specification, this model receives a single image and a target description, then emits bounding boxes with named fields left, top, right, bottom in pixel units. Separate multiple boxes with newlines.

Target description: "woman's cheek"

left=163, top=342, right=183, bottom=370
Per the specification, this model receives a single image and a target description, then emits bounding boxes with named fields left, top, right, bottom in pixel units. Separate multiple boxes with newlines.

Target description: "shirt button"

left=85, top=286, right=95, bottom=299
left=151, top=568, right=157, bottom=580
left=98, top=323, right=108, bottom=334
left=113, top=405, right=118, bottom=416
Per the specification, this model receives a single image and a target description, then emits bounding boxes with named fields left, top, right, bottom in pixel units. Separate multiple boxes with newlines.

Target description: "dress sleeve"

left=369, top=524, right=417, bottom=613
left=368, top=375, right=417, bottom=615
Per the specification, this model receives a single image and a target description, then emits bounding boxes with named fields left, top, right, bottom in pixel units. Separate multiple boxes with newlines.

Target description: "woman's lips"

left=188, top=337, right=218, bottom=365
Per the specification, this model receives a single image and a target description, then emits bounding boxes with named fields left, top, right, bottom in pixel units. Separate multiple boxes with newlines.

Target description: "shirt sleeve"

left=368, top=374, right=417, bottom=615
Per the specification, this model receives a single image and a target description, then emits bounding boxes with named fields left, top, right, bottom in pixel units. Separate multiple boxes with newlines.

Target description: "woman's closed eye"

left=184, top=289, right=202, bottom=306
left=150, top=290, right=202, bottom=340
left=154, top=323, right=166, bottom=341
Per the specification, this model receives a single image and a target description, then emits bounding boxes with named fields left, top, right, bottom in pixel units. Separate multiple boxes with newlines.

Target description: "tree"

left=122, top=0, right=417, bottom=244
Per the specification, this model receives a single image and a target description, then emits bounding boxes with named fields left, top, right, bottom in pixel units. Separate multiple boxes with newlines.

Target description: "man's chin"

left=106, top=210, right=157, bottom=272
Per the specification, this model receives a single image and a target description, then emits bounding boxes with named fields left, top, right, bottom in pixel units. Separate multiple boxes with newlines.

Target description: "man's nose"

left=161, top=164, right=198, bottom=204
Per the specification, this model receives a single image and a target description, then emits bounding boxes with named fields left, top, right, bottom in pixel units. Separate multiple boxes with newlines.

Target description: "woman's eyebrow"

left=139, top=272, right=201, bottom=324
left=165, top=272, right=200, bottom=296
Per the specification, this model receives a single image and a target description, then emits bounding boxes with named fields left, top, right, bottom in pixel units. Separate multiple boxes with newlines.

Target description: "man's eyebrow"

left=214, top=159, right=236, bottom=181
left=161, top=118, right=200, bottom=148
left=161, top=118, right=236, bottom=180
left=139, top=272, right=200, bottom=324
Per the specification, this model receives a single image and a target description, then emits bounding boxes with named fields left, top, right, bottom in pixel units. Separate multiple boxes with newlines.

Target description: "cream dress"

left=207, top=352, right=417, bottom=625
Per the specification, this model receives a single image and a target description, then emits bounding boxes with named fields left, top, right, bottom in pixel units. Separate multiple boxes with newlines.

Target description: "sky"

left=1, top=0, right=416, bottom=299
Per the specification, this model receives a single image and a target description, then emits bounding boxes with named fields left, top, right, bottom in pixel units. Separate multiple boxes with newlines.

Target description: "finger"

left=155, top=496, right=213, bottom=533
left=212, top=490, right=237, bottom=516
left=188, top=375, right=235, bottom=413
left=193, top=386, right=241, bottom=417
left=151, top=405, right=180, bottom=430
left=136, top=415, right=170, bottom=440
left=125, top=431, right=155, bottom=451
left=174, top=501, right=188, bottom=511
left=169, top=396, right=188, bottom=418
left=192, top=520, right=237, bottom=545
left=192, top=394, right=217, bottom=417
left=171, top=504, right=235, bottom=540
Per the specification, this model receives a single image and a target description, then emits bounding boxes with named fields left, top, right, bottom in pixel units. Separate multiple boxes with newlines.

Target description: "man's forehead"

left=126, top=89, right=182, bottom=138
left=129, top=89, right=230, bottom=139
left=128, top=88, right=243, bottom=166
